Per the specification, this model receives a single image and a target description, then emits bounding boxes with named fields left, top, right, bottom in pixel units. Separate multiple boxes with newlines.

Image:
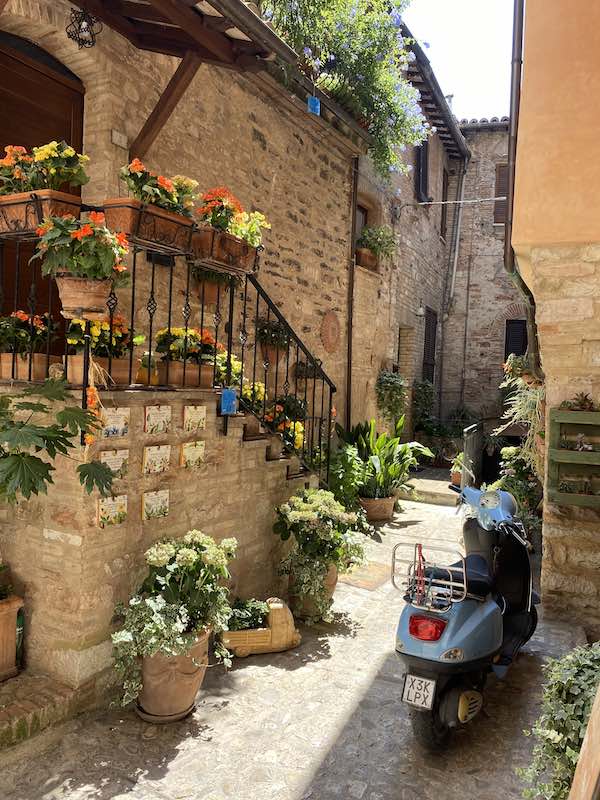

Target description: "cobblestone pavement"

left=0, top=501, right=584, bottom=800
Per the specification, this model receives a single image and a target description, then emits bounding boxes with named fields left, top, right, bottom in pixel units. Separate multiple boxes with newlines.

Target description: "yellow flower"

left=101, top=322, right=110, bottom=331
left=66, top=337, right=78, bottom=345
left=63, top=146, right=75, bottom=157
left=33, top=141, right=59, bottom=162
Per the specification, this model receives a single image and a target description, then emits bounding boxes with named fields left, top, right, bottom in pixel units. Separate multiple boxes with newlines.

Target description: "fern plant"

left=495, top=373, right=545, bottom=481
left=375, top=370, right=407, bottom=425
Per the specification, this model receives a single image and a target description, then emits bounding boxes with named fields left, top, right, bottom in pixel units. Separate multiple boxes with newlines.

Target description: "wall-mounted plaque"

left=98, top=495, right=128, bottom=528
left=183, top=405, right=207, bottom=432
left=99, top=449, right=129, bottom=479
left=180, top=440, right=206, bottom=469
left=143, top=445, right=171, bottom=475
left=144, top=405, right=171, bottom=435
left=142, top=489, right=170, bottom=520
left=101, top=407, right=130, bottom=439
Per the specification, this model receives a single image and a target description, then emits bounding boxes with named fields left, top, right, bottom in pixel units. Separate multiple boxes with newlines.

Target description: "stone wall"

left=441, top=124, right=525, bottom=423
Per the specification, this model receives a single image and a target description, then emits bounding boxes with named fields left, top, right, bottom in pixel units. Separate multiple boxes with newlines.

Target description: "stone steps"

left=0, top=673, right=76, bottom=749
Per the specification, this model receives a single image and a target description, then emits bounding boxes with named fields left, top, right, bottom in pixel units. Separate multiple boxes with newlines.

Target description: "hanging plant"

left=375, top=369, right=407, bottom=425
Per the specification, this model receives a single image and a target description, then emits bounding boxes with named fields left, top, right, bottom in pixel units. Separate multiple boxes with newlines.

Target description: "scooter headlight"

left=440, top=647, right=464, bottom=662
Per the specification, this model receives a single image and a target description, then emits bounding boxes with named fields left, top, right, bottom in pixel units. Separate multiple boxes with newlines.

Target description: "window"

left=355, top=204, right=369, bottom=243
left=504, top=319, right=528, bottom=359
left=494, top=164, right=509, bottom=224
left=440, top=168, right=449, bottom=240
left=422, top=307, right=438, bottom=383
left=415, top=140, right=430, bottom=203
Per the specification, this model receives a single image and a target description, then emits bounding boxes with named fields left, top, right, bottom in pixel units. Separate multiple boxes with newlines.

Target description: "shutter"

left=504, top=319, right=528, bottom=359
left=422, top=308, right=438, bottom=383
left=494, top=164, right=509, bottom=224
left=415, top=140, right=429, bottom=203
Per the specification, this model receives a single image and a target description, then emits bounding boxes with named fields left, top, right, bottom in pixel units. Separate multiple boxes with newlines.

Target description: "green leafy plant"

left=274, top=488, right=365, bottom=621
left=111, top=531, right=237, bottom=706
left=0, top=311, right=56, bottom=356
left=559, top=392, right=597, bottom=412
left=375, top=369, right=407, bottom=424
left=191, top=266, right=241, bottom=289
left=0, top=379, right=114, bottom=502
left=495, top=371, right=546, bottom=481
left=491, top=445, right=542, bottom=513
left=356, top=226, right=396, bottom=259
left=120, top=158, right=198, bottom=217
left=450, top=451, right=464, bottom=474
left=519, top=642, right=600, bottom=800
left=227, top=598, right=270, bottom=631
left=255, top=317, right=289, bottom=349
left=66, top=315, right=142, bottom=359
left=155, top=326, right=221, bottom=364
left=228, top=211, right=271, bottom=248
left=0, top=141, right=89, bottom=195
left=412, top=380, right=435, bottom=432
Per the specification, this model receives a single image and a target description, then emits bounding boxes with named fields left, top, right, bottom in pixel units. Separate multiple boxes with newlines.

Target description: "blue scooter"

left=392, top=486, right=539, bottom=749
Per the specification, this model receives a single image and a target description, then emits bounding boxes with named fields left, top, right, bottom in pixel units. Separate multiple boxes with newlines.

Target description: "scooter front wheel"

left=409, top=707, right=451, bottom=751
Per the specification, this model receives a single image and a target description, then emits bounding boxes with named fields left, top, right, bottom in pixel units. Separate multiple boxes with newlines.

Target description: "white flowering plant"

left=112, top=530, right=237, bottom=706
left=275, top=489, right=365, bottom=621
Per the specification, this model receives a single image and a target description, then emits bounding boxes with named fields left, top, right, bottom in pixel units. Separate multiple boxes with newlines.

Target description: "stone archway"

left=487, top=301, right=529, bottom=340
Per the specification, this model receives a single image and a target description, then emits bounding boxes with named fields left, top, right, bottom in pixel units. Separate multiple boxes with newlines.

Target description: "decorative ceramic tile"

left=183, top=405, right=207, bottom=432
left=101, top=407, right=130, bottom=439
left=144, top=405, right=172, bottom=435
left=99, top=449, right=129, bottom=479
left=180, top=440, right=206, bottom=469
left=143, top=445, right=171, bottom=475
left=142, top=489, right=170, bottom=520
left=97, top=495, right=127, bottom=528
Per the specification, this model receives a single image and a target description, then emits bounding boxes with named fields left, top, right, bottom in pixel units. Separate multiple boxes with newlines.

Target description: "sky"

left=403, top=0, right=513, bottom=121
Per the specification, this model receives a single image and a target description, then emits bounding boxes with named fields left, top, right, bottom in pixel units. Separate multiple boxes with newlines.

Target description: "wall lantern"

left=66, top=9, right=103, bottom=49
left=415, top=300, right=426, bottom=318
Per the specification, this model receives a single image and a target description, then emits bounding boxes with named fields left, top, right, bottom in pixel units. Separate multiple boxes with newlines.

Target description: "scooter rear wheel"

left=409, top=708, right=451, bottom=751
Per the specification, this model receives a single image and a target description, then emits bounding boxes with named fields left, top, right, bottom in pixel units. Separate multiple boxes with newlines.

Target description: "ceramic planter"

left=55, top=274, right=111, bottom=321
left=289, top=564, right=338, bottom=620
left=0, top=353, right=60, bottom=381
left=359, top=496, right=396, bottom=522
left=451, top=471, right=462, bottom=487
left=104, top=198, right=193, bottom=253
left=220, top=598, right=301, bottom=658
left=136, top=629, right=210, bottom=723
left=0, top=190, right=81, bottom=236
left=0, top=596, right=24, bottom=682
left=191, top=226, right=257, bottom=273
left=355, top=247, right=378, bottom=270
left=157, top=360, right=213, bottom=388
left=65, top=354, right=131, bottom=386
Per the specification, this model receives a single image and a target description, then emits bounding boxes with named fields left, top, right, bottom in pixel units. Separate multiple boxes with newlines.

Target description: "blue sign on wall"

left=221, top=388, right=238, bottom=416
left=307, top=95, right=321, bottom=116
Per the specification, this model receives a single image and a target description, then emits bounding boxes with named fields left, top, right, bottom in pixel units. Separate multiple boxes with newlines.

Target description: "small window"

left=494, top=164, right=509, bottom=224
left=505, top=319, right=528, bottom=359
left=440, top=168, right=449, bottom=240
left=355, top=204, right=369, bottom=243
left=415, top=140, right=430, bottom=203
left=422, top=307, right=437, bottom=383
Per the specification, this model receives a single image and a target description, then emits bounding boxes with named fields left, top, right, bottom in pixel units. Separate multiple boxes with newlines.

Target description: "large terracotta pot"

left=0, top=596, right=24, bottom=682
left=359, top=496, right=396, bottom=522
left=55, top=274, right=112, bottom=321
left=0, top=190, right=81, bottom=235
left=136, top=630, right=210, bottom=723
left=289, top=564, right=338, bottom=620
left=65, top=354, right=131, bottom=386
left=0, top=352, right=60, bottom=381
left=355, top=247, right=378, bottom=270
left=191, top=226, right=257, bottom=273
left=157, top=360, right=213, bottom=388
left=104, top=198, right=193, bottom=253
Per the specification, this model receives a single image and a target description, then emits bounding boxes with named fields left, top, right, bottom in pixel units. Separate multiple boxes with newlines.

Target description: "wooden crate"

left=548, top=409, right=600, bottom=508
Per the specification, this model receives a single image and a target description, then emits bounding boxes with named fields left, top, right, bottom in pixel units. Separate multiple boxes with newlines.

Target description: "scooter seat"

left=425, top=554, right=493, bottom=598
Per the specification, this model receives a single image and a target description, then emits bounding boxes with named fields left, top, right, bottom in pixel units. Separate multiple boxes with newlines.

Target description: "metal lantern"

left=66, top=9, right=103, bottom=49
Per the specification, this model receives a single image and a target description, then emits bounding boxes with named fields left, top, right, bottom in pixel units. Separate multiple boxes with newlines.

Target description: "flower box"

left=157, top=360, right=213, bottom=389
left=0, top=596, right=24, bottom=682
left=0, top=190, right=81, bottom=236
left=355, top=247, right=378, bottom=270
left=220, top=598, right=301, bottom=658
left=55, top=274, right=112, bottom=321
left=64, top=354, right=131, bottom=386
left=0, top=353, right=61, bottom=381
left=191, top=226, right=257, bottom=273
left=104, top=198, right=193, bottom=253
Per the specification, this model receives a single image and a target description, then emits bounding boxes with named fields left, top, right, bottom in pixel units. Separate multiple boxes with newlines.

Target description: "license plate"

left=402, top=674, right=436, bottom=710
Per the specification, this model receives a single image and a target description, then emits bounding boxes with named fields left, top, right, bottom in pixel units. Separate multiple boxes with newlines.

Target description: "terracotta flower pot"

left=0, top=189, right=81, bottom=235
left=359, top=496, right=396, bottom=522
left=289, top=564, right=338, bottom=620
left=260, top=342, right=283, bottom=368
left=220, top=598, right=301, bottom=658
left=103, top=198, right=193, bottom=253
left=355, top=247, right=378, bottom=270
left=65, top=354, right=131, bottom=386
left=0, top=352, right=60, bottom=381
left=212, top=230, right=257, bottom=272
left=157, top=360, right=213, bottom=388
left=0, top=596, right=24, bottom=682
left=451, top=471, right=462, bottom=487
left=197, top=278, right=220, bottom=308
left=136, top=630, right=210, bottom=723
left=190, top=226, right=215, bottom=261
left=55, top=274, right=112, bottom=321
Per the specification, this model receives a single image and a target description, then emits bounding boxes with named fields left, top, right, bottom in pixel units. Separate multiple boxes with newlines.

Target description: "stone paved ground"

left=0, top=501, right=584, bottom=800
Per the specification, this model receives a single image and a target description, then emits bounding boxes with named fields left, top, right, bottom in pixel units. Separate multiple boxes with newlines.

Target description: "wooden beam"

left=146, top=0, right=234, bottom=63
left=117, top=1, right=169, bottom=22
left=129, top=51, right=202, bottom=160
left=0, top=0, right=11, bottom=14
left=72, top=0, right=141, bottom=47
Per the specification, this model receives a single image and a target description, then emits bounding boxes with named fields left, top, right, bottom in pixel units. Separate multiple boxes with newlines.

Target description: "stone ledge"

left=0, top=673, right=76, bottom=750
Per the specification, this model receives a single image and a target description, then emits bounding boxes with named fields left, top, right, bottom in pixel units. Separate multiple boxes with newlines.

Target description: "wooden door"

left=0, top=33, right=84, bottom=344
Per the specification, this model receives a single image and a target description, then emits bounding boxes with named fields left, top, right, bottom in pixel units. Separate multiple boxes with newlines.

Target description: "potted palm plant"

left=30, top=212, right=129, bottom=321
left=0, top=141, right=88, bottom=234
left=355, top=225, right=395, bottom=270
left=112, top=531, right=237, bottom=723
left=104, top=161, right=197, bottom=252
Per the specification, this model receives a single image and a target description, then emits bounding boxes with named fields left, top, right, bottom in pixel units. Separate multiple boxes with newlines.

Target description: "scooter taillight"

left=409, top=614, right=447, bottom=641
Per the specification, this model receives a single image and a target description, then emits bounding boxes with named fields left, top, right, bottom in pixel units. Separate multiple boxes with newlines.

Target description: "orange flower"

left=35, top=220, right=54, bottom=236
left=71, top=224, right=94, bottom=240
left=200, top=187, right=243, bottom=214
left=84, top=433, right=96, bottom=446
left=11, top=310, right=29, bottom=322
left=0, top=155, right=15, bottom=167
left=6, top=146, right=27, bottom=155
left=113, top=262, right=128, bottom=273
left=86, top=387, right=100, bottom=410
left=13, top=167, right=25, bottom=180
left=88, top=211, right=105, bottom=225
left=157, top=175, right=174, bottom=192
left=128, top=158, right=145, bottom=174
left=115, top=232, right=128, bottom=248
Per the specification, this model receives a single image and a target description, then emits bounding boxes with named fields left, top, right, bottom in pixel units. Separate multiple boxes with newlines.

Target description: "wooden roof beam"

left=73, top=0, right=142, bottom=47
left=129, top=50, right=202, bottom=160
left=146, top=0, right=235, bottom=63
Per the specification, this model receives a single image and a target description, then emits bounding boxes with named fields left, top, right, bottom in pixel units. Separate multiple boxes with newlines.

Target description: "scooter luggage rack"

left=391, top=543, right=468, bottom=613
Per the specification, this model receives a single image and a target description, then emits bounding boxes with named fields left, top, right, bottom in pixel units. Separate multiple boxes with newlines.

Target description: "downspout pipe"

left=345, top=156, right=359, bottom=428
left=505, top=0, right=544, bottom=380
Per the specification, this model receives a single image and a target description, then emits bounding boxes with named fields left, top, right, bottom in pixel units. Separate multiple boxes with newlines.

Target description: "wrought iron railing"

left=0, top=227, right=336, bottom=485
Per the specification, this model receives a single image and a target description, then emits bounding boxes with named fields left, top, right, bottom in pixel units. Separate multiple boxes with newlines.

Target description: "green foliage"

left=255, top=317, right=289, bottom=349
left=412, top=380, right=435, bottom=432
left=0, top=312, right=57, bottom=356
left=227, top=598, right=270, bottom=631
left=491, top=446, right=542, bottom=513
left=450, top=452, right=464, bottom=474
left=375, top=370, right=407, bottom=425
left=258, top=0, right=429, bottom=176
left=519, top=643, right=600, bottom=800
left=495, top=372, right=546, bottom=481
left=0, top=380, right=112, bottom=502
left=357, top=226, right=396, bottom=259
left=329, top=443, right=365, bottom=510
left=0, top=141, right=89, bottom=195
left=112, top=531, right=238, bottom=706
left=559, top=392, right=597, bottom=412
left=119, top=160, right=198, bottom=217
